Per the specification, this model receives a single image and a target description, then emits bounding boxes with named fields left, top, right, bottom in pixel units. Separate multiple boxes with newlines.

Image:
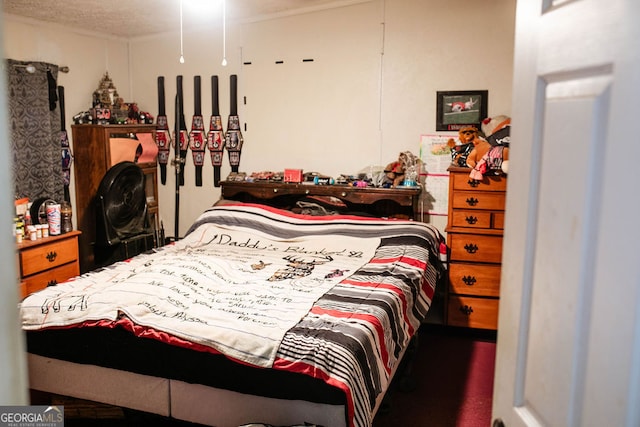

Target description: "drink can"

left=46, top=203, right=61, bottom=236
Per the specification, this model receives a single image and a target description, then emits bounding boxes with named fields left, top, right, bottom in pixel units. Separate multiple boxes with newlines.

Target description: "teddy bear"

left=447, top=126, right=481, bottom=167
left=381, top=151, right=420, bottom=187
left=383, top=160, right=405, bottom=187
left=447, top=126, right=491, bottom=168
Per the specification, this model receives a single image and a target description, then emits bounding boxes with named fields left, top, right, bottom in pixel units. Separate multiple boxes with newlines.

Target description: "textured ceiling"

left=3, top=0, right=353, bottom=38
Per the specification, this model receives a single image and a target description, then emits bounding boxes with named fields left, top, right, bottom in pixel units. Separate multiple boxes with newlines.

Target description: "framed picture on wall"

left=436, top=90, right=488, bottom=131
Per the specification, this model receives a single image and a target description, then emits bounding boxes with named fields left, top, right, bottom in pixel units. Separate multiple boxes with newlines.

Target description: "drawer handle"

left=464, top=243, right=479, bottom=254
left=46, top=251, right=58, bottom=262
left=462, top=275, right=477, bottom=286
left=47, top=280, right=57, bottom=287
left=465, top=216, right=478, bottom=224
left=467, top=179, right=480, bottom=187
left=273, top=188, right=278, bottom=193
left=459, top=305, right=474, bottom=316
left=465, top=197, right=479, bottom=206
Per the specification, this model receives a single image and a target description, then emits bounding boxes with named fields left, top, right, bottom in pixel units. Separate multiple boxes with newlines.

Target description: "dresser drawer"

left=447, top=295, right=499, bottom=330
left=450, top=210, right=493, bottom=228
left=21, top=262, right=80, bottom=298
left=449, top=234, right=503, bottom=263
left=493, top=212, right=505, bottom=229
left=451, top=172, right=507, bottom=192
left=449, top=263, right=501, bottom=297
left=451, top=191, right=506, bottom=211
left=20, top=237, right=79, bottom=277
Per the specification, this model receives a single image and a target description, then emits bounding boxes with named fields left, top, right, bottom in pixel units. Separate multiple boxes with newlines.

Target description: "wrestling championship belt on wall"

left=189, top=76, right=206, bottom=187
left=207, top=75, right=225, bottom=187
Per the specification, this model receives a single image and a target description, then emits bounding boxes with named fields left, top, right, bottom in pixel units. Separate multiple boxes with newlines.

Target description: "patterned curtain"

left=7, top=59, right=63, bottom=203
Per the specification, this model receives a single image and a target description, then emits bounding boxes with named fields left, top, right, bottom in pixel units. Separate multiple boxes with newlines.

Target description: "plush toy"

left=469, top=115, right=511, bottom=179
left=447, top=126, right=480, bottom=166
left=451, top=126, right=491, bottom=168
left=481, top=115, right=511, bottom=147
left=382, top=151, right=420, bottom=187
left=482, top=115, right=511, bottom=173
left=383, top=160, right=405, bottom=187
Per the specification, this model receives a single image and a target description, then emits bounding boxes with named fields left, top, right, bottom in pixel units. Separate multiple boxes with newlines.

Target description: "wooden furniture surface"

left=17, top=231, right=81, bottom=299
left=220, top=180, right=421, bottom=219
left=72, top=124, right=158, bottom=273
left=445, top=167, right=507, bottom=330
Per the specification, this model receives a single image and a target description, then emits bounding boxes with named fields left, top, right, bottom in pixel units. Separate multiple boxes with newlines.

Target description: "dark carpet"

left=34, top=325, right=497, bottom=427
left=372, top=325, right=497, bottom=427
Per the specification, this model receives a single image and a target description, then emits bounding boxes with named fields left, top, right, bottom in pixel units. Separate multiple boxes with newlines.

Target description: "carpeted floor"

left=372, top=325, right=497, bottom=427
left=35, top=325, right=497, bottom=427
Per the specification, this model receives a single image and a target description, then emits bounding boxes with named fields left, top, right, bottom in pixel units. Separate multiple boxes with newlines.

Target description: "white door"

left=492, top=0, right=640, bottom=426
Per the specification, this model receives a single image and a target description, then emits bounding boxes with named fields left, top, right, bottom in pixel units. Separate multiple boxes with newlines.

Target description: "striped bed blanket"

left=20, top=203, right=445, bottom=427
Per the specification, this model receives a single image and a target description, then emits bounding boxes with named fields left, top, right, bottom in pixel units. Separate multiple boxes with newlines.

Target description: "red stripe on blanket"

left=369, top=256, right=427, bottom=270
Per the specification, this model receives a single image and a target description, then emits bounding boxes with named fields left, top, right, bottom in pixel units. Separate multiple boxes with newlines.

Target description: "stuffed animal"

left=481, top=115, right=511, bottom=173
left=383, top=160, right=405, bottom=187
left=447, top=126, right=482, bottom=167
left=381, top=151, right=421, bottom=187
left=447, top=126, right=491, bottom=168
left=469, top=115, right=511, bottom=179
left=481, top=115, right=511, bottom=147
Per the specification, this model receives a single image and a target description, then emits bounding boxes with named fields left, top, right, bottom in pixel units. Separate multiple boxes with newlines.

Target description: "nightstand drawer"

left=451, top=191, right=506, bottom=211
left=21, top=262, right=80, bottom=298
left=449, top=234, right=503, bottom=263
left=20, top=238, right=79, bottom=276
left=447, top=295, right=499, bottom=330
left=451, top=172, right=507, bottom=192
left=449, top=263, right=501, bottom=297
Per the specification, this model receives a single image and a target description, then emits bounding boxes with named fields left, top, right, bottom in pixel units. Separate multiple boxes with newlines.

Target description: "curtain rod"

left=12, top=63, right=70, bottom=74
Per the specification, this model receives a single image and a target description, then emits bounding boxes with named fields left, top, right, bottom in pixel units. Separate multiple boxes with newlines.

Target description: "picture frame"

left=436, top=90, right=488, bottom=131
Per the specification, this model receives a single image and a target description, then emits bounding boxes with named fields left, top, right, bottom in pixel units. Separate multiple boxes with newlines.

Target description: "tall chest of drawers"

left=445, top=167, right=506, bottom=330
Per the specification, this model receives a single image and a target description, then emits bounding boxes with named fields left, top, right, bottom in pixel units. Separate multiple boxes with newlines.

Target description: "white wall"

left=130, top=0, right=516, bottom=235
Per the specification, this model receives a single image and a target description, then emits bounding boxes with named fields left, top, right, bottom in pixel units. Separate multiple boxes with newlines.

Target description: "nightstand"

left=17, top=230, right=81, bottom=299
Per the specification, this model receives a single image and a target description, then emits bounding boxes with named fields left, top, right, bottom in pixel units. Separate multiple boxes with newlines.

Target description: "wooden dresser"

left=17, top=230, right=81, bottom=299
left=445, top=167, right=506, bottom=330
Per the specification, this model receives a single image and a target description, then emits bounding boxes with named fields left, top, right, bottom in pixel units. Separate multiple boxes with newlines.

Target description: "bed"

left=20, top=202, right=446, bottom=427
